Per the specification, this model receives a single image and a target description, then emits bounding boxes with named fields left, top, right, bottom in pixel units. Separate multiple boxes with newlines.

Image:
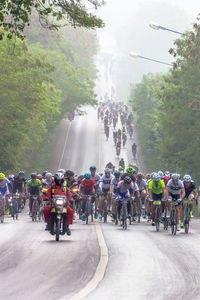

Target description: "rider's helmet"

left=146, top=173, right=151, bottom=180
left=65, top=170, right=74, bottom=177
left=183, top=174, right=192, bottom=182
left=137, top=173, right=143, bottom=179
left=19, top=171, right=25, bottom=176
left=118, top=166, right=123, bottom=171
left=164, top=171, right=170, bottom=176
left=8, top=174, right=14, bottom=180
left=105, top=168, right=111, bottom=174
left=0, top=173, right=5, bottom=181
left=57, top=169, right=65, bottom=174
left=42, top=171, right=48, bottom=178
left=152, top=173, right=160, bottom=182
left=114, top=171, right=121, bottom=178
left=54, top=172, right=65, bottom=185
left=37, top=174, right=42, bottom=180
left=45, top=172, right=53, bottom=179
left=90, top=166, right=97, bottom=172
left=31, top=173, right=37, bottom=179
left=164, top=175, right=170, bottom=184
left=171, top=173, right=179, bottom=181
left=84, top=173, right=91, bottom=179
left=126, top=167, right=134, bottom=174
left=158, top=171, right=164, bottom=179
left=124, top=176, right=132, bottom=185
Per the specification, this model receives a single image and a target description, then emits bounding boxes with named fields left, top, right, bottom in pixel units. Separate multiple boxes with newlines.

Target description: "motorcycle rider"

left=44, top=173, right=74, bottom=235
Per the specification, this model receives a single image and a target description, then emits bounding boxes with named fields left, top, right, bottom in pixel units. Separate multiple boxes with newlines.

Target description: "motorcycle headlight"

left=56, top=199, right=64, bottom=206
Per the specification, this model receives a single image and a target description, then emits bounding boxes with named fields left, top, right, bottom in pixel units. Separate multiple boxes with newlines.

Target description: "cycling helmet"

left=124, top=176, right=132, bottom=184
left=114, top=171, right=121, bottom=178
left=0, top=173, right=5, bottom=180
left=90, top=166, right=97, bottom=172
left=164, top=171, right=170, bottom=176
left=37, top=174, right=42, bottom=180
left=31, top=173, right=37, bottom=179
left=84, top=173, right=91, bottom=179
left=158, top=171, right=164, bottom=179
left=126, top=167, right=134, bottom=174
left=137, top=173, right=144, bottom=179
left=19, top=171, right=25, bottom=176
left=146, top=173, right=151, bottom=180
left=164, top=175, right=170, bottom=184
left=8, top=174, right=14, bottom=180
left=152, top=173, right=160, bottom=182
left=54, top=172, right=65, bottom=185
left=65, top=170, right=74, bottom=177
left=183, top=174, right=192, bottom=182
left=42, top=171, right=48, bottom=178
left=105, top=168, right=111, bottom=173
left=171, top=173, right=179, bottom=180
left=133, top=163, right=137, bottom=168
left=45, top=172, right=52, bottom=179
left=118, top=166, right=123, bottom=171
left=57, top=169, right=65, bottom=174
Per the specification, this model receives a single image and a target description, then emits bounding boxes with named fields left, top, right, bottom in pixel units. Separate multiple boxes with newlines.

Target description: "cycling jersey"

left=111, top=178, right=120, bottom=194
left=167, top=179, right=184, bottom=195
left=28, top=179, right=41, bottom=195
left=100, top=174, right=114, bottom=190
left=80, top=178, right=96, bottom=192
left=137, top=179, right=148, bottom=192
left=12, top=176, right=27, bottom=193
left=0, top=178, right=10, bottom=196
left=184, top=181, right=196, bottom=197
left=117, top=181, right=134, bottom=198
left=91, top=173, right=101, bottom=184
left=148, top=180, right=165, bottom=194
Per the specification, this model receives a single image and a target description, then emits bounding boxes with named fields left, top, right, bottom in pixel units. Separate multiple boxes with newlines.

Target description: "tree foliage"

left=0, top=0, right=104, bottom=40
left=129, top=17, right=200, bottom=180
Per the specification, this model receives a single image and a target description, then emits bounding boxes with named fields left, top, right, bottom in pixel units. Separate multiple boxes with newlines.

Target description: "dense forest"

left=129, top=19, right=200, bottom=181
left=0, top=13, right=99, bottom=173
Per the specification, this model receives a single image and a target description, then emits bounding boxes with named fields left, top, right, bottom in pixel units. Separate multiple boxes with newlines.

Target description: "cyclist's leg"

left=188, top=193, right=194, bottom=216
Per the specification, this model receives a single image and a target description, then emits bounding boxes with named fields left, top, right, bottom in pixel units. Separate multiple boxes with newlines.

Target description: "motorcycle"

left=50, top=195, right=67, bottom=241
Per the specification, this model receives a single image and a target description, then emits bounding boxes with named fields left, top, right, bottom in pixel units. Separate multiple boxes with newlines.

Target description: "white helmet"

left=158, top=171, right=164, bottom=179
left=152, top=173, right=160, bottom=182
left=183, top=174, right=192, bottom=182
left=171, top=173, right=179, bottom=180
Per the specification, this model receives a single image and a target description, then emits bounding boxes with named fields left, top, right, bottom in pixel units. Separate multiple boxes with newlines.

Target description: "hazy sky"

left=96, top=0, right=200, bottom=98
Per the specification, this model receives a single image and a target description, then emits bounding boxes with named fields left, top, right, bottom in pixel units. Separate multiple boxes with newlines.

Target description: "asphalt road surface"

left=1, top=108, right=200, bottom=300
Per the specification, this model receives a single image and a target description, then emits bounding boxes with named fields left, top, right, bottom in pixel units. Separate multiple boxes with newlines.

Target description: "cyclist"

left=180, top=175, right=198, bottom=228
left=119, top=158, right=125, bottom=171
left=12, top=171, right=27, bottom=212
left=28, top=173, right=42, bottom=216
left=113, top=129, right=118, bottom=144
left=133, top=163, right=138, bottom=174
left=166, top=173, right=185, bottom=231
left=0, top=173, right=10, bottom=213
left=99, top=169, right=114, bottom=213
left=65, top=170, right=76, bottom=188
left=136, top=173, right=148, bottom=211
left=90, top=166, right=100, bottom=218
left=116, top=176, right=134, bottom=220
left=80, top=173, right=96, bottom=221
left=42, top=172, right=54, bottom=187
left=117, top=129, right=121, bottom=140
left=110, top=171, right=121, bottom=221
left=148, top=173, right=165, bottom=226
left=132, top=143, right=137, bottom=157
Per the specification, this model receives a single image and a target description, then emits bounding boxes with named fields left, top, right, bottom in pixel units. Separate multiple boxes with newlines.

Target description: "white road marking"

left=57, top=120, right=71, bottom=169
left=64, top=220, right=108, bottom=300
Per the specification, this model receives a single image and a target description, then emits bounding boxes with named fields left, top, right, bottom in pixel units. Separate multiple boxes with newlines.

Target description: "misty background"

left=95, top=0, right=200, bottom=99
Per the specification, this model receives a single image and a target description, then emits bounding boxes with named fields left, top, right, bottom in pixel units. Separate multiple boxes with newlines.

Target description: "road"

left=1, top=108, right=200, bottom=300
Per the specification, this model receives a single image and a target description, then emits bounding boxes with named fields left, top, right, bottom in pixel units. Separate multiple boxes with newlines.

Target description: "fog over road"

left=1, top=108, right=200, bottom=300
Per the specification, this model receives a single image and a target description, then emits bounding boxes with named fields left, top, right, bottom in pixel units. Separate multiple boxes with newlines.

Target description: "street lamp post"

left=149, top=21, right=183, bottom=35
left=129, top=52, right=173, bottom=67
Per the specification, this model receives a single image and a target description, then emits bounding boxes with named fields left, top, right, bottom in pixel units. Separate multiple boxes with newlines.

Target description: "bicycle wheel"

left=103, top=200, right=107, bottom=223
left=155, top=207, right=160, bottom=232
left=137, top=199, right=141, bottom=223
left=85, top=202, right=89, bottom=224
left=184, top=216, right=189, bottom=234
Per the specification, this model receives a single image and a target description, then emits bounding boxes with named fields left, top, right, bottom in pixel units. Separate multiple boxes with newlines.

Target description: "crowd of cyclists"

left=0, top=101, right=198, bottom=236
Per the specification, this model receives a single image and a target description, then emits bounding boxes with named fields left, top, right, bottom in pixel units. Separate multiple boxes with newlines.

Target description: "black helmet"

left=19, top=171, right=25, bottom=176
left=124, top=176, right=132, bottom=184
left=54, top=172, right=65, bottom=185
left=90, top=166, right=97, bottom=172
left=65, top=170, right=74, bottom=177
left=31, top=173, right=37, bottom=179
left=42, top=171, right=48, bottom=178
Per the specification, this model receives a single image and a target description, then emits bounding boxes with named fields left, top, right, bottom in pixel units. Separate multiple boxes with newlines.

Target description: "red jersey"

left=81, top=178, right=96, bottom=191
left=47, top=184, right=73, bottom=200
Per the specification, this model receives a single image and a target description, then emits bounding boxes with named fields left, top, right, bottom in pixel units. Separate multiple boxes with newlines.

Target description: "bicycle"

left=99, top=191, right=109, bottom=223
left=10, top=193, right=19, bottom=220
left=170, top=199, right=179, bottom=235
left=162, top=200, right=168, bottom=230
left=31, top=195, right=40, bottom=222
left=0, top=195, right=5, bottom=223
left=183, top=198, right=191, bottom=234
left=119, top=197, right=128, bottom=230
left=153, top=200, right=161, bottom=232
left=84, top=195, right=94, bottom=224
